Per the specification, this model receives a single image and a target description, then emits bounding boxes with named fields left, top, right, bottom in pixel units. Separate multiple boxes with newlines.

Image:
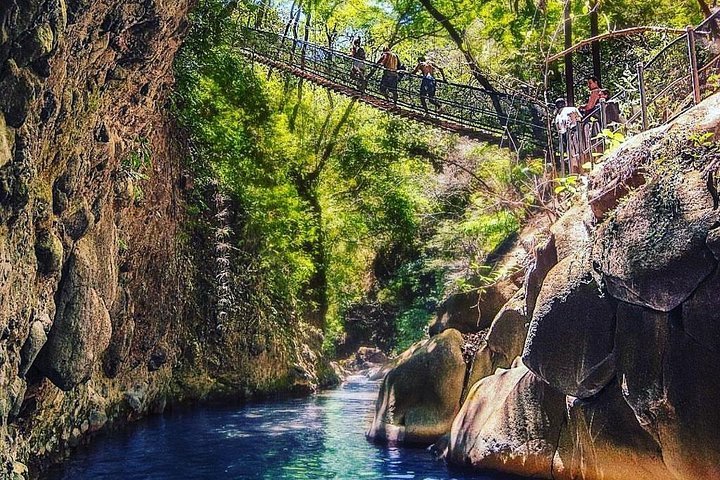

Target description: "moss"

left=0, top=113, right=14, bottom=168
left=34, top=231, right=63, bottom=274
left=34, top=23, right=54, bottom=57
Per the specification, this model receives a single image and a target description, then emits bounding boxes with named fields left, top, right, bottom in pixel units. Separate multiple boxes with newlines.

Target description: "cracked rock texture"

left=372, top=94, right=720, bottom=480
left=0, top=1, right=332, bottom=477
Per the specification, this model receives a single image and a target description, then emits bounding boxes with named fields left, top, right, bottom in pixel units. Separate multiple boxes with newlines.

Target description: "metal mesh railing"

left=237, top=26, right=550, bottom=150
left=554, top=11, right=720, bottom=175
left=635, top=11, right=720, bottom=130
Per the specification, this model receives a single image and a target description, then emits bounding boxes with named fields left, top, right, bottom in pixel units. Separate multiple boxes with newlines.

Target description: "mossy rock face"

left=19, top=320, right=48, bottom=377
left=34, top=230, right=63, bottom=274
left=0, top=113, right=14, bottom=169
left=35, top=238, right=112, bottom=390
left=15, top=22, right=54, bottom=67
left=62, top=200, right=94, bottom=241
left=0, top=59, right=39, bottom=128
left=594, top=169, right=718, bottom=312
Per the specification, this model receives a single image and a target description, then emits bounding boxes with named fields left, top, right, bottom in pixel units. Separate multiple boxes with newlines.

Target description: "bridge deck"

left=238, top=27, right=550, bottom=152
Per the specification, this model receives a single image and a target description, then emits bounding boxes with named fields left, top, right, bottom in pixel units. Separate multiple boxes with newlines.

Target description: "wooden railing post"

left=687, top=25, right=701, bottom=104
left=637, top=61, right=649, bottom=131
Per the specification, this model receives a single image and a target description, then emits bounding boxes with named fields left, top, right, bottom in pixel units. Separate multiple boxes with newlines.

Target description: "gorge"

left=0, top=0, right=719, bottom=479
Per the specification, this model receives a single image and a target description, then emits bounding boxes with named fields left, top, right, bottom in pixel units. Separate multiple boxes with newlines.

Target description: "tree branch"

left=545, top=26, right=687, bottom=63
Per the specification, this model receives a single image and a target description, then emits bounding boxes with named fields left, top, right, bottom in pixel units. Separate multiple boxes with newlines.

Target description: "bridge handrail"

left=240, top=26, right=548, bottom=108
left=238, top=25, right=549, bottom=147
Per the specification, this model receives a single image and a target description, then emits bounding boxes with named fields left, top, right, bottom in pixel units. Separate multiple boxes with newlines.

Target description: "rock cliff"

left=369, top=93, right=720, bottom=479
left=0, top=1, right=331, bottom=477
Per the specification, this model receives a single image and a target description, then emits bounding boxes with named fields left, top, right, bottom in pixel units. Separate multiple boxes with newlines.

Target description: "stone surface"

left=448, top=363, right=565, bottom=478
left=0, top=59, right=39, bottom=127
left=356, top=346, right=388, bottom=365
left=595, top=169, right=718, bottom=311
left=486, top=288, right=528, bottom=368
left=614, top=302, right=669, bottom=438
left=34, top=230, right=63, bottom=274
left=549, top=204, right=591, bottom=261
left=103, top=288, right=135, bottom=379
left=464, top=342, right=493, bottom=396
left=19, top=320, right=47, bottom=377
left=588, top=169, right=646, bottom=220
left=523, top=253, right=616, bottom=398
left=656, top=324, right=720, bottom=479
left=553, top=381, right=669, bottom=480
left=367, top=329, right=466, bottom=445
left=681, top=267, right=720, bottom=353
left=35, top=237, right=113, bottom=390
left=0, top=113, right=14, bottom=168
left=707, top=225, right=720, bottom=261
left=430, top=280, right=517, bottom=335
left=524, top=233, right=557, bottom=318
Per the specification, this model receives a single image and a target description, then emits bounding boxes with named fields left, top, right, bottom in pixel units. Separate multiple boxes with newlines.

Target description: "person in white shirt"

left=554, top=98, right=583, bottom=174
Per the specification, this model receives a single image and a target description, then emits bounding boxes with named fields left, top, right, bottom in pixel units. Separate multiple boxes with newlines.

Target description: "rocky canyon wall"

left=0, top=2, right=330, bottom=477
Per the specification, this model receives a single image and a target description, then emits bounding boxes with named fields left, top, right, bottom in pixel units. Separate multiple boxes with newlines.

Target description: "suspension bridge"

left=237, top=11, right=720, bottom=162
left=237, top=26, right=550, bottom=152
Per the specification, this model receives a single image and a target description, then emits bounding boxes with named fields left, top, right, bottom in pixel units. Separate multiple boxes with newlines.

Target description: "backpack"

left=355, top=46, right=366, bottom=61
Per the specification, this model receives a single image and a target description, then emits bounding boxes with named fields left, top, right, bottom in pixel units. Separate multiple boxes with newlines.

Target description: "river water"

left=46, top=375, right=518, bottom=480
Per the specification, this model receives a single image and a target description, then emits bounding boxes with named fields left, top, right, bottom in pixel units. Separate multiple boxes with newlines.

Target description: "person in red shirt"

left=579, top=76, right=608, bottom=117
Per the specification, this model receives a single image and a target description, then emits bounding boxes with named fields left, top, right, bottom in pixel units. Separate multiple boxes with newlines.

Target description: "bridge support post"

left=564, top=0, right=575, bottom=106
left=687, top=25, right=702, bottom=105
left=637, top=62, right=649, bottom=131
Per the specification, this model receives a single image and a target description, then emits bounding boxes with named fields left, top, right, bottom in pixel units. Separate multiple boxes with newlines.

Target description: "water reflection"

left=46, top=375, right=518, bottom=480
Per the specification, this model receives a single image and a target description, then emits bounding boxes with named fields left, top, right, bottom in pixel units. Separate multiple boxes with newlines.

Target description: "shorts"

left=420, top=75, right=436, bottom=97
left=380, top=71, right=399, bottom=92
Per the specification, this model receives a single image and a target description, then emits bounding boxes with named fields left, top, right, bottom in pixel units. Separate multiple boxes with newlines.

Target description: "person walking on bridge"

left=378, top=46, right=401, bottom=104
left=412, top=56, right=446, bottom=116
left=350, top=38, right=367, bottom=90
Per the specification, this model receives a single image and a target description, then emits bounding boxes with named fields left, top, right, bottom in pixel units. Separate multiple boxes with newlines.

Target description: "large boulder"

left=19, top=320, right=47, bottom=377
left=615, top=297, right=720, bottom=479
left=523, top=253, right=616, bottom=398
left=524, top=234, right=557, bottom=318
left=614, top=302, right=669, bottom=437
left=594, top=169, right=718, bottom=311
left=681, top=267, right=720, bottom=353
left=550, top=204, right=592, bottom=261
left=366, top=329, right=466, bottom=445
left=553, top=381, right=669, bottom=480
left=448, top=362, right=565, bottom=477
left=463, top=342, right=494, bottom=400
left=656, top=324, right=720, bottom=479
left=36, top=233, right=114, bottom=390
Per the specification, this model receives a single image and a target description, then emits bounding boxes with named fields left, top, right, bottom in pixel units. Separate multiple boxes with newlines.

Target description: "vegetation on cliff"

left=172, top=0, right=554, bottom=353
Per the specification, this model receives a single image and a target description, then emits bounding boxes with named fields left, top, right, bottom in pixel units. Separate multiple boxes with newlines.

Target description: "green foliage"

left=176, top=0, right=697, bottom=353
left=554, top=175, right=580, bottom=196
left=688, top=132, right=715, bottom=148
left=122, top=137, right=152, bottom=181
left=393, top=308, right=432, bottom=354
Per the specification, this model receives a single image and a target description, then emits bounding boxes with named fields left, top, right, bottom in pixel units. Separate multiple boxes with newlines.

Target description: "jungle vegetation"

left=173, top=0, right=705, bottom=353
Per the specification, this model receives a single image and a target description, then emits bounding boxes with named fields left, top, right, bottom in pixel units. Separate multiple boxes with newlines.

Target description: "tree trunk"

left=416, top=0, right=506, bottom=120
